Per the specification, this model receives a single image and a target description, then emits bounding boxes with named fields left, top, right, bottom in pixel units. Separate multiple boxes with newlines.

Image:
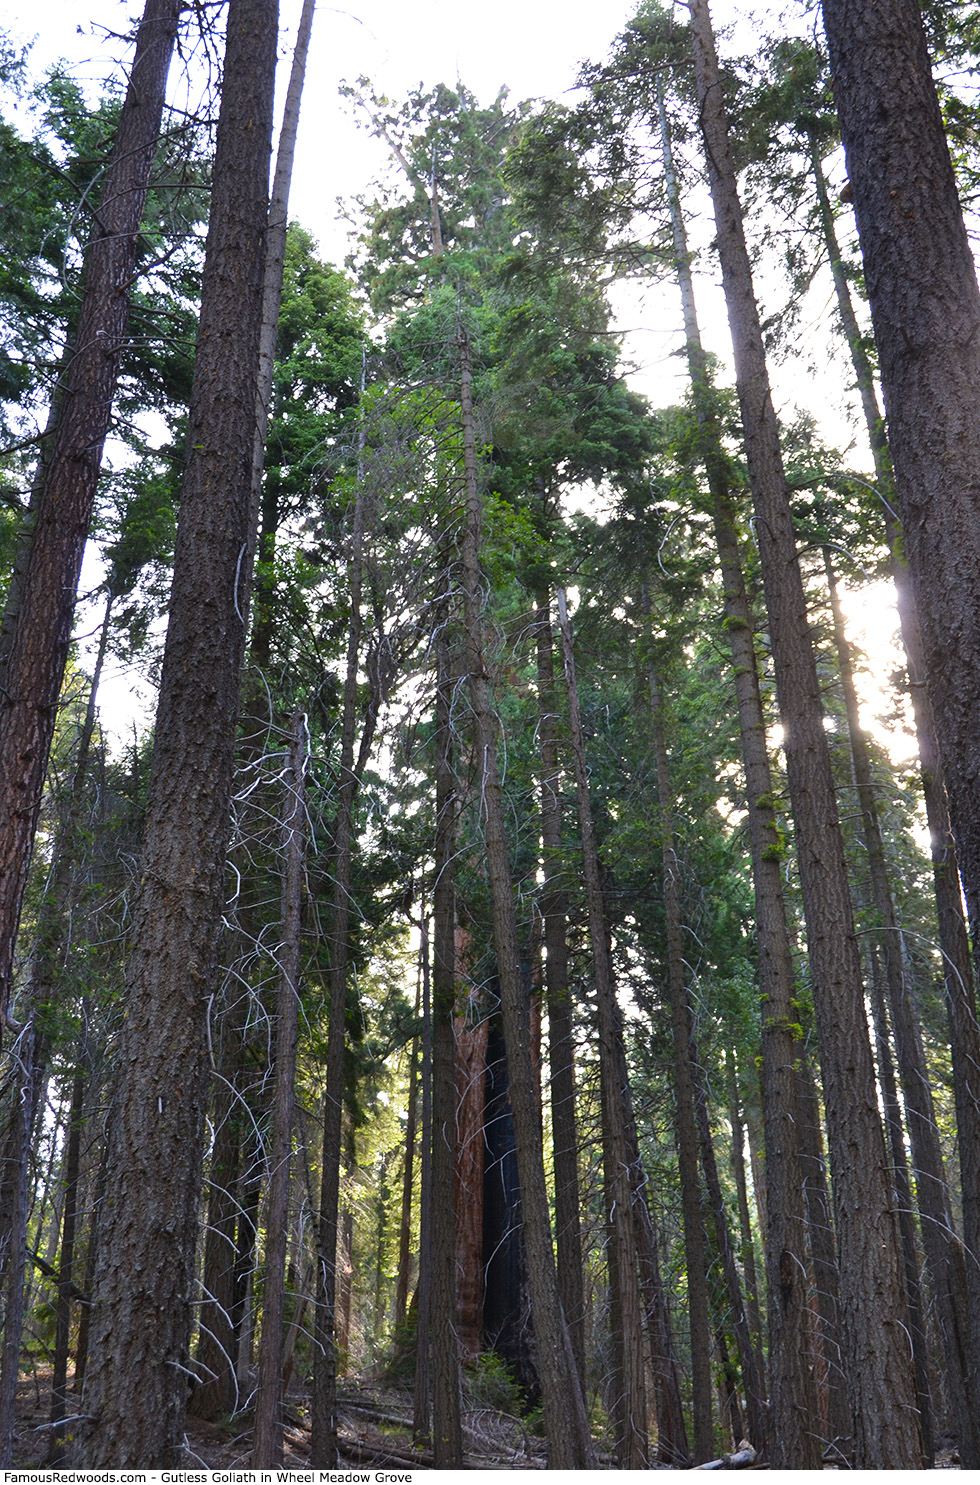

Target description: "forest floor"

left=10, top=1369, right=551, bottom=1469
left=10, top=1370, right=964, bottom=1469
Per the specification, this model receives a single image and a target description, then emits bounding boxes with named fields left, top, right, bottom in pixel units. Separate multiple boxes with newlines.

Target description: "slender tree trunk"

left=645, top=651, right=715, bottom=1462
left=688, top=2, right=923, bottom=1463
left=457, top=326, right=593, bottom=1469
left=532, top=585, right=586, bottom=1384
left=430, top=634, right=463, bottom=1467
left=336, top=1120, right=357, bottom=1372
left=47, top=1034, right=89, bottom=1462
left=246, top=0, right=315, bottom=622
left=188, top=1014, right=247, bottom=1420
left=655, top=75, right=820, bottom=1465
left=0, top=0, right=181, bottom=1026
left=393, top=1021, right=419, bottom=1335
left=253, top=712, right=308, bottom=1466
left=865, top=947, right=935, bottom=1464
left=691, top=1045, right=766, bottom=1449
left=412, top=923, right=433, bottom=1442
left=310, top=472, right=368, bottom=1467
left=825, top=549, right=980, bottom=1462
left=1, top=603, right=109, bottom=1462
left=727, top=1061, right=766, bottom=1393
left=795, top=1057, right=850, bottom=1458
left=554, top=588, right=647, bottom=1467
left=0, top=1021, right=36, bottom=1466
left=78, top=2, right=278, bottom=1461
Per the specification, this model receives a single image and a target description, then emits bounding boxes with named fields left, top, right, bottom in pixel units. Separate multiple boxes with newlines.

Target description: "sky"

left=0, top=0, right=907, bottom=753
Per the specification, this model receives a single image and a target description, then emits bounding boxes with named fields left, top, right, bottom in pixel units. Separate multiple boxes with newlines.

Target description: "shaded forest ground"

left=10, top=1368, right=551, bottom=1470
left=8, top=1367, right=965, bottom=1469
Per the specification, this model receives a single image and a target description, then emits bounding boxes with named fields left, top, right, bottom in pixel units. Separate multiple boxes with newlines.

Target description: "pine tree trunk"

left=457, top=326, right=593, bottom=1469
left=0, top=0, right=181, bottom=1025
left=78, top=2, right=279, bottom=1461
left=393, top=1024, right=419, bottom=1335
left=688, top=1, right=923, bottom=1462
left=555, top=589, right=647, bottom=1467
left=0, top=1021, right=36, bottom=1466
left=532, top=586, right=586, bottom=1384
left=865, top=947, right=935, bottom=1464
left=726, top=1062, right=766, bottom=1396
left=691, top=1046, right=766, bottom=1449
left=188, top=1014, right=247, bottom=1420
left=430, top=634, right=463, bottom=1467
left=811, top=143, right=980, bottom=1408
left=655, top=76, right=819, bottom=1464
left=795, top=1057, right=850, bottom=1458
left=825, top=550, right=979, bottom=1462
left=819, top=0, right=980, bottom=954
left=47, top=1040, right=89, bottom=1462
left=646, top=654, right=715, bottom=1462
left=311, top=475, right=369, bottom=1467
left=413, top=926, right=433, bottom=1441
left=253, top=712, right=308, bottom=1466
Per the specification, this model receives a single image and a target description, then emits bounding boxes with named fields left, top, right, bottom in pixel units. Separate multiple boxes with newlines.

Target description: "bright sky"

left=2, top=0, right=902, bottom=752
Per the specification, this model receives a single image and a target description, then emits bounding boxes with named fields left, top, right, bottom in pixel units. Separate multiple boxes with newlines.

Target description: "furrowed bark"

left=0, top=0, right=182, bottom=1026
left=819, top=0, right=980, bottom=956
left=78, top=0, right=278, bottom=1461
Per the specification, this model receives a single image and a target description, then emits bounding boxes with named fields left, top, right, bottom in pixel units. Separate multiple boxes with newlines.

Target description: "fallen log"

left=695, top=1443, right=757, bottom=1469
left=338, top=1434, right=433, bottom=1469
